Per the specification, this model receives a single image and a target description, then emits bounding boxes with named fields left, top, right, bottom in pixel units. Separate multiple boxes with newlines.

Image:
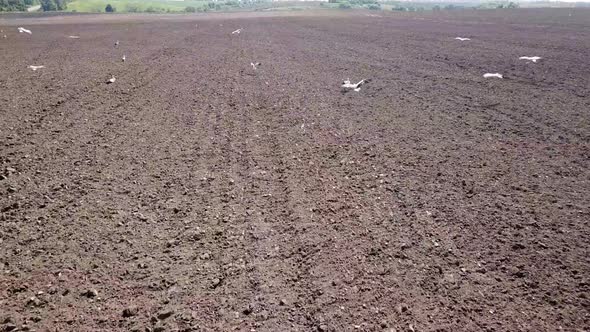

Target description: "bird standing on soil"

left=231, top=28, right=243, bottom=35
left=115, top=40, right=120, bottom=47
left=483, top=73, right=503, bottom=79
left=122, top=55, right=126, bottom=62
left=18, top=27, right=32, bottom=34
left=250, top=62, right=261, bottom=70
left=519, top=56, right=542, bottom=63
left=342, top=78, right=371, bottom=92
left=28, top=65, right=44, bottom=71
left=455, top=37, right=470, bottom=41
left=107, top=76, right=116, bottom=84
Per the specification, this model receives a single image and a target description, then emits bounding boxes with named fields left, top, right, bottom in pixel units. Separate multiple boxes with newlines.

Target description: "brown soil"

left=1, top=9, right=589, bottom=332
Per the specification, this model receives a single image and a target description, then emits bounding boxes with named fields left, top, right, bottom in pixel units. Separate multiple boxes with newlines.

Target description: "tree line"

left=40, top=0, right=68, bottom=11
left=0, top=0, right=68, bottom=11
left=0, top=0, right=37, bottom=12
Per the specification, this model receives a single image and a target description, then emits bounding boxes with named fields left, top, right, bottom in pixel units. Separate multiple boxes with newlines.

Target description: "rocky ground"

left=1, top=9, right=589, bottom=332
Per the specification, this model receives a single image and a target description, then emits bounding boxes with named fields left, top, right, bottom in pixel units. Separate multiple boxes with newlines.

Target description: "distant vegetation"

left=387, top=1, right=520, bottom=11
left=323, top=0, right=522, bottom=11
left=0, top=0, right=38, bottom=11
left=41, top=0, right=67, bottom=11
left=65, top=0, right=274, bottom=13
left=2, top=0, right=588, bottom=13
left=326, top=0, right=383, bottom=10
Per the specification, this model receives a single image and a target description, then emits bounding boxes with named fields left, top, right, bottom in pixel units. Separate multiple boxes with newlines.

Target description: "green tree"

left=8, top=0, right=28, bottom=11
left=55, top=0, right=66, bottom=10
left=185, top=5, right=196, bottom=12
left=41, top=0, right=56, bottom=11
left=105, top=3, right=114, bottom=12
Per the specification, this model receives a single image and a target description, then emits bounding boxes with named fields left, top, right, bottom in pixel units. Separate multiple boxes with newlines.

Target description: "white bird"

left=2, top=35, right=6, bottom=39
left=483, top=73, right=503, bottom=79
left=28, top=65, right=44, bottom=71
left=122, top=55, right=126, bottom=62
left=231, top=28, right=242, bottom=35
left=455, top=37, right=470, bottom=41
left=115, top=40, right=119, bottom=47
left=107, top=76, right=116, bottom=84
left=250, top=62, right=261, bottom=70
left=342, top=78, right=370, bottom=92
left=519, top=56, right=541, bottom=63
left=68, top=35, right=80, bottom=39
left=18, top=27, right=32, bottom=34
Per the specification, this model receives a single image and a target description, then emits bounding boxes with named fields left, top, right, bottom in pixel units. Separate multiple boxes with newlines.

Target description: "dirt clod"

left=317, top=324, right=329, bottom=332
left=26, top=297, right=41, bottom=307
left=242, top=304, right=253, bottom=315
left=3, top=323, right=17, bottom=332
left=122, top=306, right=138, bottom=318
left=211, top=278, right=221, bottom=289
left=81, top=289, right=98, bottom=298
left=156, top=310, right=174, bottom=320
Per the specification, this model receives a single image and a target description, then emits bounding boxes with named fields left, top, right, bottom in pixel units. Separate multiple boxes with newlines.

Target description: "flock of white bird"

left=342, top=37, right=542, bottom=92
left=454, top=36, right=542, bottom=79
left=13, top=26, right=257, bottom=83
left=340, top=36, right=542, bottom=92
left=9, top=26, right=543, bottom=89
left=13, top=27, right=127, bottom=83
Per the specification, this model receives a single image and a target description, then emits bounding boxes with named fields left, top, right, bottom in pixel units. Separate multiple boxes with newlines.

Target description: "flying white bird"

left=18, top=27, right=32, bottom=34
left=231, top=28, right=242, bottom=35
left=342, top=78, right=371, bottom=92
left=455, top=37, right=470, bottom=41
left=519, top=56, right=541, bottom=63
left=250, top=62, right=261, bottom=70
left=483, top=73, right=503, bottom=79
left=28, top=65, right=44, bottom=71
left=68, top=35, right=80, bottom=39
left=107, top=76, right=116, bottom=84
left=122, top=55, right=126, bottom=62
